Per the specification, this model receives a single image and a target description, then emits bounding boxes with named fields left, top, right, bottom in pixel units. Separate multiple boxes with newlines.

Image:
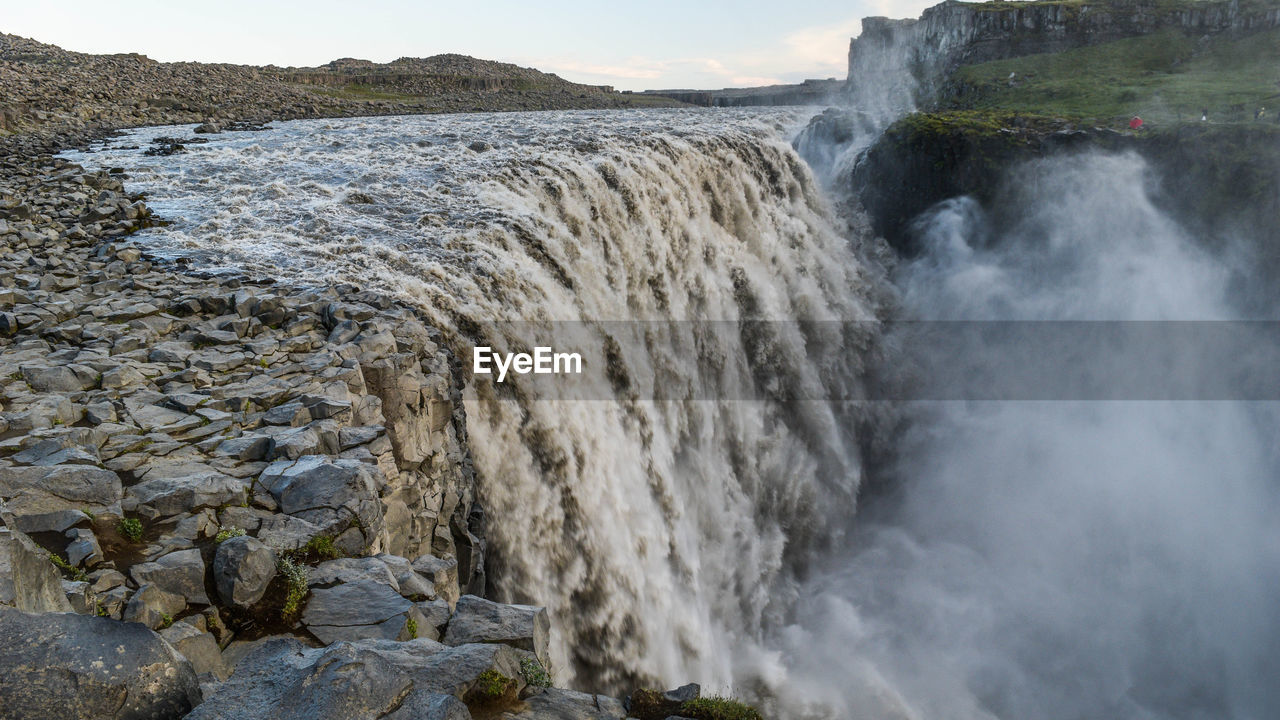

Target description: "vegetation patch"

left=278, top=556, right=310, bottom=621
left=680, top=696, right=765, bottom=720
left=466, top=668, right=517, bottom=708
left=116, top=517, right=144, bottom=543
left=519, top=657, right=552, bottom=688
left=48, top=552, right=87, bottom=581
left=946, top=27, right=1280, bottom=125
left=215, top=526, right=247, bottom=543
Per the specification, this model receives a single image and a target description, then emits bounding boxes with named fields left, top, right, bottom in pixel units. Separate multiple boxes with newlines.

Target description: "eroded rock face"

left=0, top=605, right=202, bottom=719
left=0, top=517, right=73, bottom=612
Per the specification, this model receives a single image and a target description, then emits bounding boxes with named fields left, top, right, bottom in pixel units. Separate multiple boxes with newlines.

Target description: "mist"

left=756, top=152, right=1280, bottom=719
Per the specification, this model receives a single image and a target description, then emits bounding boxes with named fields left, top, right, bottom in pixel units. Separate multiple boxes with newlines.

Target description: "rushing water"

left=66, top=108, right=1280, bottom=720
left=69, top=109, right=887, bottom=698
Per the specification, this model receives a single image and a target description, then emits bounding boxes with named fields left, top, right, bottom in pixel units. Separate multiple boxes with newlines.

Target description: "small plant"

left=519, top=657, right=552, bottom=688
left=158, top=613, right=174, bottom=629
left=215, top=526, right=247, bottom=543
left=278, top=556, right=310, bottom=621
left=48, top=552, right=87, bottom=581
left=95, top=601, right=109, bottom=617
left=300, top=534, right=341, bottom=561
left=258, top=357, right=270, bottom=368
left=470, top=669, right=514, bottom=702
left=680, top=696, right=765, bottom=720
left=81, top=508, right=96, bottom=520
left=405, top=616, right=419, bottom=640
left=117, top=517, right=144, bottom=543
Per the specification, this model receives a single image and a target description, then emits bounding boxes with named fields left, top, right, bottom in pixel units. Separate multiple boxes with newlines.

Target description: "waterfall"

left=69, top=109, right=886, bottom=695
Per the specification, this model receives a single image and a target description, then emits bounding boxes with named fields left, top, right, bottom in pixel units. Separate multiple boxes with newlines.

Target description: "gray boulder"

left=122, top=583, right=186, bottom=629
left=213, top=534, right=277, bottom=609
left=444, top=595, right=551, bottom=670
left=0, top=519, right=74, bottom=612
left=503, top=688, right=628, bottom=719
left=124, top=468, right=247, bottom=518
left=0, top=465, right=122, bottom=518
left=130, top=548, right=210, bottom=605
left=160, top=621, right=232, bottom=680
left=301, top=579, right=417, bottom=644
left=258, top=456, right=386, bottom=549
left=0, top=605, right=201, bottom=719
left=189, top=637, right=524, bottom=719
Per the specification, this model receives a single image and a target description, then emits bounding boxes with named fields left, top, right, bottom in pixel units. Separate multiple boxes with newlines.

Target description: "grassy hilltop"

left=945, top=26, right=1280, bottom=124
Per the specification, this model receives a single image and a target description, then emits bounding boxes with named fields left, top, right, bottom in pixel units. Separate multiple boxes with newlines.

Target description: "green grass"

left=949, top=27, right=1280, bottom=125
left=278, top=556, right=310, bottom=620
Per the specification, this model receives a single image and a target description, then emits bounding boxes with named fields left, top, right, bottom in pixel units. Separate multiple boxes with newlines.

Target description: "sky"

left=0, top=0, right=938, bottom=91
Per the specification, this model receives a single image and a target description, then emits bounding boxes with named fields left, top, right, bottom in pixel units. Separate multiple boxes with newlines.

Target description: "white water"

left=69, top=109, right=885, bottom=695
left=762, top=153, right=1280, bottom=719
left=66, top=111, right=1280, bottom=720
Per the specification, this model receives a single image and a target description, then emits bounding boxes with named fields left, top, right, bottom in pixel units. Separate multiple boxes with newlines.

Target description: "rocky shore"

left=0, top=121, right=738, bottom=719
left=0, top=32, right=681, bottom=151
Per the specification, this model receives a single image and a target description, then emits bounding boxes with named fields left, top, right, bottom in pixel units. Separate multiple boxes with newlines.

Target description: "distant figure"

left=1129, top=116, right=1144, bottom=130
left=1257, top=107, right=1267, bottom=121
left=1201, top=108, right=1208, bottom=122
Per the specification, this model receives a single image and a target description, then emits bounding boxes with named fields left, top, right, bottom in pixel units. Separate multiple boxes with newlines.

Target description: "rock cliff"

left=847, top=0, right=1280, bottom=104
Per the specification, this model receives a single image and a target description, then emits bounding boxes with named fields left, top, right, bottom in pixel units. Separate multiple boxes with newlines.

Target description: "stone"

left=122, top=583, right=187, bottom=629
left=301, top=579, right=414, bottom=644
left=506, top=688, right=629, bottom=719
left=413, top=554, right=461, bottom=607
left=0, top=605, right=202, bottom=719
left=62, top=579, right=96, bottom=615
left=130, top=548, right=210, bottom=605
left=0, top=465, right=122, bottom=517
left=214, top=535, right=277, bottom=609
left=444, top=595, right=551, bottom=670
left=215, top=433, right=274, bottom=461
left=309, top=556, right=399, bottom=590
left=21, top=363, right=95, bottom=392
left=188, top=637, right=525, bottom=719
left=64, top=527, right=104, bottom=568
left=160, top=621, right=232, bottom=680
left=263, top=401, right=311, bottom=426
left=124, top=468, right=246, bottom=517
left=258, top=456, right=385, bottom=544
left=0, top=519, right=74, bottom=612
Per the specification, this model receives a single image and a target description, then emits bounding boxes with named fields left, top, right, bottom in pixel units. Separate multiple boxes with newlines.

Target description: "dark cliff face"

left=853, top=112, right=1280, bottom=281
left=847, top=0, right=1280, bottom=103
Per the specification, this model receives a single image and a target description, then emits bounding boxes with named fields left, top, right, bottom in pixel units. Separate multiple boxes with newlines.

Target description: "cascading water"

left=67, top=109, right=886, bottom=696
left=65, top=104, right=1280, bottom=720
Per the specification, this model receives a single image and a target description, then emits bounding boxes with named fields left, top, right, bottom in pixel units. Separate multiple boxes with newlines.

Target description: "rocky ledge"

left=0, top=140, right=736, bottom=718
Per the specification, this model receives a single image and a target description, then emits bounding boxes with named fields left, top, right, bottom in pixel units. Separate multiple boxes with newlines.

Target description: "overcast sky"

left=0, top=0, right=939, bottom=90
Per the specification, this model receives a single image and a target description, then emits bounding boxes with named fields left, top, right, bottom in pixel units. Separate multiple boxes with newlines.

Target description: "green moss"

left=158, top=613, right=174, bottom=629
left=519, top=657, right=552, bottom=688
left=680, top=696, right=765, bottom=720
left=117, top=517, right=144, bottom=543
left=405, top=616, right=419, bottom=640
left=470, top=669, right=515, bottom=701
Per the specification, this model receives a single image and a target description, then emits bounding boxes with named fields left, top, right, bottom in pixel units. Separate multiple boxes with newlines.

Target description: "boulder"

left=504, top=688, right=628, bottom=719
left=258, top=456, right=386, bottom=549
left=0, top=465, right=122, bottom=518
left=122, top=583, right=187, bottom=629
left=0, top=518, right=74, bottom=612
left=160, top=621, right=231, bottom=680
left=301, top=579, right=416, bottom=644
left=189, top=637, right=524, bottom=719
left=0, top=605, right=202, bottom=719
left=444, top=595, right=551, bottom=670
left=124, top=468, right=246, bottom=518
left=213, top=535, right=277, bottom=609
left=130, top=548, right=210, bottom=605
